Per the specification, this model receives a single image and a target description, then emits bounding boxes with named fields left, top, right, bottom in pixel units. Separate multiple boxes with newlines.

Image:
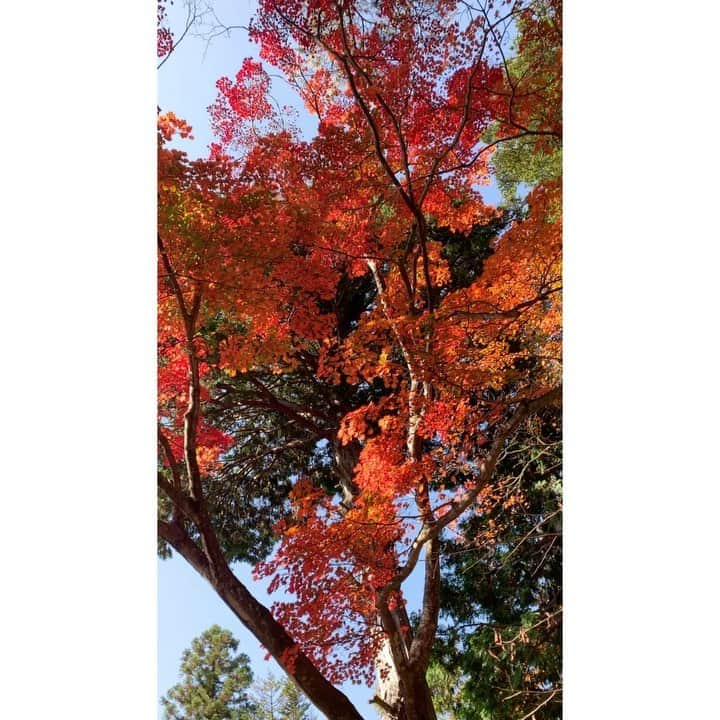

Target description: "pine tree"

left=161, top=626, right=255, bottom=720
left=252, top=674, right=316, bottom=720
left=251, top=675, right=284, bottom=720
left=279, top=677, right=315, bottom=720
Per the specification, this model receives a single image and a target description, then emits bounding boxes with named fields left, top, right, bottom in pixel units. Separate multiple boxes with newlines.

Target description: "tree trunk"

left=159, top=521, right=365, bottom=720
left=374, top=637, right=401, bottom=719
left=372, top=632, right=438, bottom=720
left=397, top=671, right=438, bottom=720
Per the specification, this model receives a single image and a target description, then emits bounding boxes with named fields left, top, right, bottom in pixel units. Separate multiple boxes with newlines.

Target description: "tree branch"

left=382, top=385, right=562, bottom=594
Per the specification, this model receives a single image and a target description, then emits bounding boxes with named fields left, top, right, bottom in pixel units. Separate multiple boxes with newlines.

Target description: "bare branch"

left=157, top=0, right=201, bottom=70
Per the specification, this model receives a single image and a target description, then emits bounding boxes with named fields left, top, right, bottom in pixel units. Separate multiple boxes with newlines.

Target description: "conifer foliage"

left=161, top=626, right=255, bottom=720
left=252, top=674, right=317, bottom=720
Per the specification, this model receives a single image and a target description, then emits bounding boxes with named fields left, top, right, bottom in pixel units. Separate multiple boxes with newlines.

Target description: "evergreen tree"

left=279, top=677, right=316, bottom=720
left=252, top=674, right=315, bottom=720
left=251, top=675, right=284, bottom=720
left=161, top=625, right=255, bottom=720
left=433, top=408, right=562, bottom=720
left=425, top=662, right=460, bottom=720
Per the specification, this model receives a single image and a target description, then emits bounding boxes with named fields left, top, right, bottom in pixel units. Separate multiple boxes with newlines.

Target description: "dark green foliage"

left=201, top=356, right=357, bottom=561
left=433, top=214, right=509, bottom=290
left=431, top=409, right=562, bottom=720
left=194, top=306, right=344, bottom=562
left=161, top=626, right=256, bottom=720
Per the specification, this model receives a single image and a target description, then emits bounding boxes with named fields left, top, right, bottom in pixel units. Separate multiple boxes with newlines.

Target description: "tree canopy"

left=158, top=2, right=562, bottom=719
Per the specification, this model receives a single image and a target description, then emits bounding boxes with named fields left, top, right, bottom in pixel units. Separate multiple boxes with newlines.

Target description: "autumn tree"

left=158, top=1, right=562, bottom=719
left=161, top=626, right=255, bottom=720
